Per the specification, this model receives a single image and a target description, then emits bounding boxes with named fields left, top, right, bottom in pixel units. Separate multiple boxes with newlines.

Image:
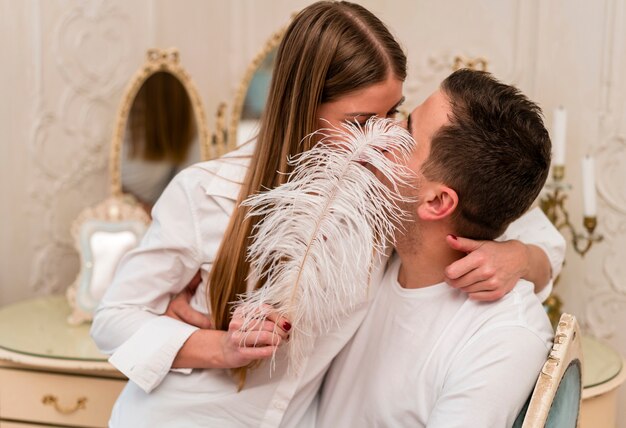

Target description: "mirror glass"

left=75, top=219, right=147, bottom=314
left=121, top=71, right=201, bottom=209
left=237, top=48, right=277, bottom=146
left=67, top=197, right=150, bottom=325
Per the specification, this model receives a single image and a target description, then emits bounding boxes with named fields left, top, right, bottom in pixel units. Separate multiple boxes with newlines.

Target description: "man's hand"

left=165, top=270, right=213, bottom=329
left=444, top=235, right=529, bottom=302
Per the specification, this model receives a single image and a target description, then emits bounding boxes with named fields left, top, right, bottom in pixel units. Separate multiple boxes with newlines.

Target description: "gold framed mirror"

left=67, top=48, right=212, bottom=324
left=66, top=196, right=150, bottom=325
left=110, top=48, right=212, bottom=205
left=220, top=26, right=287, bottom=149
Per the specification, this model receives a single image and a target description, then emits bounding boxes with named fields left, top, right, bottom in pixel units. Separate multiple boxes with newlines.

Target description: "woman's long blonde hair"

left=208, top=0, right=406, bottom=385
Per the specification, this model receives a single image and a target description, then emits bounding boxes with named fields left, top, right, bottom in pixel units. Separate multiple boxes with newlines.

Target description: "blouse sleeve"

left=498, top=207, right=566, bottom=302
left=90, top=168, right=211, bottom=393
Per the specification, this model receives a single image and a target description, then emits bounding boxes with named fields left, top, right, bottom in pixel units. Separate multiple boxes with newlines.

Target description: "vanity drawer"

left=0, top=368, right=125, bottom=427
left=1, top=422, right=65, bottom=428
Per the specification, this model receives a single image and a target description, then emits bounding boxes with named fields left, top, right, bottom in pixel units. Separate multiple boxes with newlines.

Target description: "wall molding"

left=403, top=0, right=538, bottom=109
left=27, top=1, right=132, bottom=294
left=584, top=0, right=626, bottom=338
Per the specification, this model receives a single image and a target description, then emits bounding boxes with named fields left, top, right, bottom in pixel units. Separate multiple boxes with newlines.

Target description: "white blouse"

left=91, top=144, right=565, bottom=427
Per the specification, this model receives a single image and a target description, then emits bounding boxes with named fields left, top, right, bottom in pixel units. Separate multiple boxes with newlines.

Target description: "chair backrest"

left=513, top=313, right=583, bottom=428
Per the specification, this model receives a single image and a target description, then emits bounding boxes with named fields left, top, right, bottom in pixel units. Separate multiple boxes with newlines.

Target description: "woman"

left=91, top=2, right=564, bottom=427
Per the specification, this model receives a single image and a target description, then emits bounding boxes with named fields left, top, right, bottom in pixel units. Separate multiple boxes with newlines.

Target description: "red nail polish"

left=449, top=234, right=457, bottom=240
left=283, top=322, right=292, bottom=331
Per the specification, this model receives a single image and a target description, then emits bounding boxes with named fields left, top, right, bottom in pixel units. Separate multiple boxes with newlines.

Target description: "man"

left=316, top=69, right=554, bottom=427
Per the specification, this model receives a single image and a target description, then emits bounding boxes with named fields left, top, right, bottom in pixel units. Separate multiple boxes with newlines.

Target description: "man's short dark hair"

left=422, top=69, right=551, bottom=240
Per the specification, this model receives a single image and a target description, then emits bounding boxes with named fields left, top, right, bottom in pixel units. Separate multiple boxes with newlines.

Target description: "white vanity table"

left=0, top=295, right=624, bottom=427
left=579, top=335, right=626, bottom=428
left=0, top=296, right=125, bottom=428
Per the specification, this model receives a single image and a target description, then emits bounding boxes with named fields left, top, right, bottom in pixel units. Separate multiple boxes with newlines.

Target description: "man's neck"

left=395, top=222, right=464, bottom=289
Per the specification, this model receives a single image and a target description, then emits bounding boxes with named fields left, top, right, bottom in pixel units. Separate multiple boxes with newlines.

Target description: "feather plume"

left=236, top=117, right=416, bottom=372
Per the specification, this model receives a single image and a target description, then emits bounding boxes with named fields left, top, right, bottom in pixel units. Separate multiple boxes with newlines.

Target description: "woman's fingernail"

left=449, top=234, right=457, bottom=240
left=283, top=322, right=292, bottom=331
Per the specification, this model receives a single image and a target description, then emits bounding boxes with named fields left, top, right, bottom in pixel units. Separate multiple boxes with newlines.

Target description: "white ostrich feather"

left=236, top=117, right=416, bottom=372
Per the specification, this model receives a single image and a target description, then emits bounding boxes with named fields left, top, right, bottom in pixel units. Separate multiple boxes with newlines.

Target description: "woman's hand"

left=218, top=306, right=291, bottom=368
left=171, top=304, right=291, bottom=370
left=165, top=272, right=290, bottom=369
left=444, top=235, right=532, bottom=302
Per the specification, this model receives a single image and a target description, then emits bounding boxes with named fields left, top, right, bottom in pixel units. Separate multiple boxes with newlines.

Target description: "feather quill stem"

left=236, top=118, right=417, bottom=372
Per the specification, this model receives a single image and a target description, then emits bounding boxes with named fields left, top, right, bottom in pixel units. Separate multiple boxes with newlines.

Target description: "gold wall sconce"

left=452, top=55, right=489, bottom=72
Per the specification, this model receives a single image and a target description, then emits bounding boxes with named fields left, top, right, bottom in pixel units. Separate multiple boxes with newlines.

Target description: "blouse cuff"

left=108, top=316, right=198, bottom=393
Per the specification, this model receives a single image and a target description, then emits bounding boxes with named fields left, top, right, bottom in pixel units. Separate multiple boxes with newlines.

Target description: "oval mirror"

left=121, top=71, right=199, bottom=207
left=235, top=48, right=276, bottom=146
left=226, top=27, right=286, bottom=149
left=110, top=48, right=212, bottom=208
left=67, top=49, right=212, bottom=325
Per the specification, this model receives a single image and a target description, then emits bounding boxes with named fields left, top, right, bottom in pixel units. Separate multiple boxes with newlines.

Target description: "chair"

left=513, top=313, right=583, bottom=428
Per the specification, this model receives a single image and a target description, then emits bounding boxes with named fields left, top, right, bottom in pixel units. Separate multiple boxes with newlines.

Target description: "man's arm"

left=426, top=326, right=550, bottom=428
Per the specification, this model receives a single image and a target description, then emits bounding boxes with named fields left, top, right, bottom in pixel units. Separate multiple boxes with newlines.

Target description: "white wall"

left=0, top=0, right=151, bottom=302
left=1, top=0, right=625, bottom=425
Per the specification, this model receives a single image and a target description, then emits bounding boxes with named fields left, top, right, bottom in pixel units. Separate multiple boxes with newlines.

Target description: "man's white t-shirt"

left=318, top=254, right=553, bottom=428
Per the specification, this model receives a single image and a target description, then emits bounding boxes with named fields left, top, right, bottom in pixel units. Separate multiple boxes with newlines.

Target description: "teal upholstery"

left=513, top=360, right=581, bottom=428
left=545, top=362, right=581, bottom=427
left=513, top=396, right=530, bottom=428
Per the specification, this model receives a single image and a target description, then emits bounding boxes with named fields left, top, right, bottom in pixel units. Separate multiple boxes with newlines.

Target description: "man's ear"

left=417, top=184, right=458, bottom=221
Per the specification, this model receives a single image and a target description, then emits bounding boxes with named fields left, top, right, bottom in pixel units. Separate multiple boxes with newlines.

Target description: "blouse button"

left=272, top=400, right=286, bottom=411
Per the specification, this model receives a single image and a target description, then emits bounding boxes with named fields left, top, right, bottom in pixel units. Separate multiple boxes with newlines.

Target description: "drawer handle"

left=41, top=394, right=87, bottom=415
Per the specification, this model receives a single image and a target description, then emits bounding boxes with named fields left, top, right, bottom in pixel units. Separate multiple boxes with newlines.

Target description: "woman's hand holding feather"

left=170, top=306, right=290, bottom=370
left=218, top=305, right=291, bottom=368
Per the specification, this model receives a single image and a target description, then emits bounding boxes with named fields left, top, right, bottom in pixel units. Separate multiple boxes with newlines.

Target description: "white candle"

left=581, top=156, right=597, bottom=217
left=552, top=107, right=567, bottom=166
